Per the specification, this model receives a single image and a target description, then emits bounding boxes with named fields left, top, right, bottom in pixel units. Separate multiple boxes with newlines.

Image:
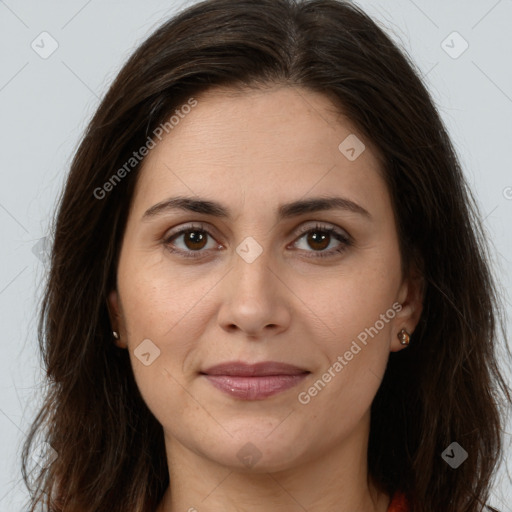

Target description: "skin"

left=108, top=85, right=423, bottom=512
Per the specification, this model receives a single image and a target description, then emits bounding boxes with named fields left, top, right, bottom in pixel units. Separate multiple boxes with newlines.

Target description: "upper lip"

left=201, top=361, right=310, bottom=376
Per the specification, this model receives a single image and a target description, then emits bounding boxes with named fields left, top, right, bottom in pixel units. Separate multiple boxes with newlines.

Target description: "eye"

left=291, top=223, right=352, bottom=259
left=163, top=222, right=352, bottom=259
left=163, top=223, right=220, bottom=259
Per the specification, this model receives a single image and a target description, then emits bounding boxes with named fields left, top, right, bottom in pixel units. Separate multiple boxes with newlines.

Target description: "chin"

left=198, top=427, right=308, bottom=473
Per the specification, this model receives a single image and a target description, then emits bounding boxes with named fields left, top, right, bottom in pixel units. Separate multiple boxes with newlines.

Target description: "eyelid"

left=163, top=222, right=222, bottom=244
left=293, top=221, right=351, bottom=241
left=163, top=221, right=352, bottom=259
left=164, top=221, right=351, bottom=242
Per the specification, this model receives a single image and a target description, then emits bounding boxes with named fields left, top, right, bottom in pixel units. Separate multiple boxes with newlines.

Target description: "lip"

left=201, top=361, right=310, bottom=400
left=202, top=361, right=309, bottom=376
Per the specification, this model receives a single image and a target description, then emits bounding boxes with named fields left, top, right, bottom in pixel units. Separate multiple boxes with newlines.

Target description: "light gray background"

left=1, top=0, right=511, bottom=510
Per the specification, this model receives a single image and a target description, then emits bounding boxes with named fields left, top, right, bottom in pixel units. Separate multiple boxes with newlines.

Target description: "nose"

left=216, top=241, right=292, bottom=339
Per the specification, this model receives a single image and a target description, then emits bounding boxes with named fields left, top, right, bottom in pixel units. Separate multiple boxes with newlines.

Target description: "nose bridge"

left=231, top=233, right=274, bottom=296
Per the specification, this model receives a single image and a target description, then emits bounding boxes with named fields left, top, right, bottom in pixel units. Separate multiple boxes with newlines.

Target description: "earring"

left=112, top=331, right=119, bottom=340
left=397, top=328, right=410, bottom=346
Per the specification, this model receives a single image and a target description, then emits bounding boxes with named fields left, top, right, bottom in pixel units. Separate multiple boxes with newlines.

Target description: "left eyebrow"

left=142, top=195, right=372, bottom=221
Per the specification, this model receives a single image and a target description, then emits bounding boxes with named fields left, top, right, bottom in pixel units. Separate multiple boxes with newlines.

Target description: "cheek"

left=294, top=303, right=395, bottom=445
left=116, top=262, right=201, bottom=417
left=293, top=258, right=400, bottom=422
left=117, top=250, right=237, bottom=425
left=119, top=248, right=215, bottom=341
left=301, top=256, right=401, bottom=351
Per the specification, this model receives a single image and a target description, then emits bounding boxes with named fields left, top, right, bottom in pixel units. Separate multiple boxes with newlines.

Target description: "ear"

left=107, top=289, right=127, bottom=349
left=391, top=265, right=424, bottom=352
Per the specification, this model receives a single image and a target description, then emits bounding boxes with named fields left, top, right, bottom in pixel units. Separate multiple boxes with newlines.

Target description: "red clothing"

left=388, top=491, right=409, bottom=512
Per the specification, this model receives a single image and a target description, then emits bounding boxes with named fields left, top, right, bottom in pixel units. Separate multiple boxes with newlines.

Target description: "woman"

left=21, top=0, right=511, bottom=511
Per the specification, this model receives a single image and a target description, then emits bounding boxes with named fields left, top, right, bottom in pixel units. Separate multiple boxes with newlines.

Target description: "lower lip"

left=203, top=374, right=309, bottom=400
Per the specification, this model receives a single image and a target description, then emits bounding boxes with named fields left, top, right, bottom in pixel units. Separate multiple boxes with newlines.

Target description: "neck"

left=156, top=412, right=390, bottom=512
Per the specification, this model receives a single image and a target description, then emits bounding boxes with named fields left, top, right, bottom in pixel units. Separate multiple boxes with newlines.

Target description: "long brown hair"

left=21, top=0, right=511, bottom=510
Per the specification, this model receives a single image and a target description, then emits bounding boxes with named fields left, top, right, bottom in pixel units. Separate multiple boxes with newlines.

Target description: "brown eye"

left=181, top=230, right=208, bottom=251
left=293, top=224, right=352, bottom=259
left=306, top=231, right=331, bottom=251
left=163, top=224, right=219, bottom=259
left=163, top=222, right=352, bottom=260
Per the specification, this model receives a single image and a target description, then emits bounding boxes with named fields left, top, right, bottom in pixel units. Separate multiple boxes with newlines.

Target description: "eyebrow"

left=142, top=195, right=372, bottom=221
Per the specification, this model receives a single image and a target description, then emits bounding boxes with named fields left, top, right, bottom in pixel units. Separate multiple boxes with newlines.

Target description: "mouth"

left=200, top=361, right=310, bottom=400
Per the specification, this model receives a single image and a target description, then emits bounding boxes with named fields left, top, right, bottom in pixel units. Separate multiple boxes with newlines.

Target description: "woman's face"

left=109, top=85, right=422, bottom=473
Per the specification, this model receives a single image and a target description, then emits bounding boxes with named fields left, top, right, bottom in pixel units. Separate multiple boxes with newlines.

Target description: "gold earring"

left=397, top=328, right=410, bottom=346
left=112, top=331, right=119, bottom=340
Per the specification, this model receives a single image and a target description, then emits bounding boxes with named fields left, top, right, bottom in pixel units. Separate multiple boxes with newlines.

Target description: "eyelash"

left=163, top=222, right=352, bottom=260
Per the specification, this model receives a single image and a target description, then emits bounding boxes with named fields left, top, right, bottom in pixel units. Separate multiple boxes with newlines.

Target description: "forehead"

left=132, top=85, right=387, bottom=217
